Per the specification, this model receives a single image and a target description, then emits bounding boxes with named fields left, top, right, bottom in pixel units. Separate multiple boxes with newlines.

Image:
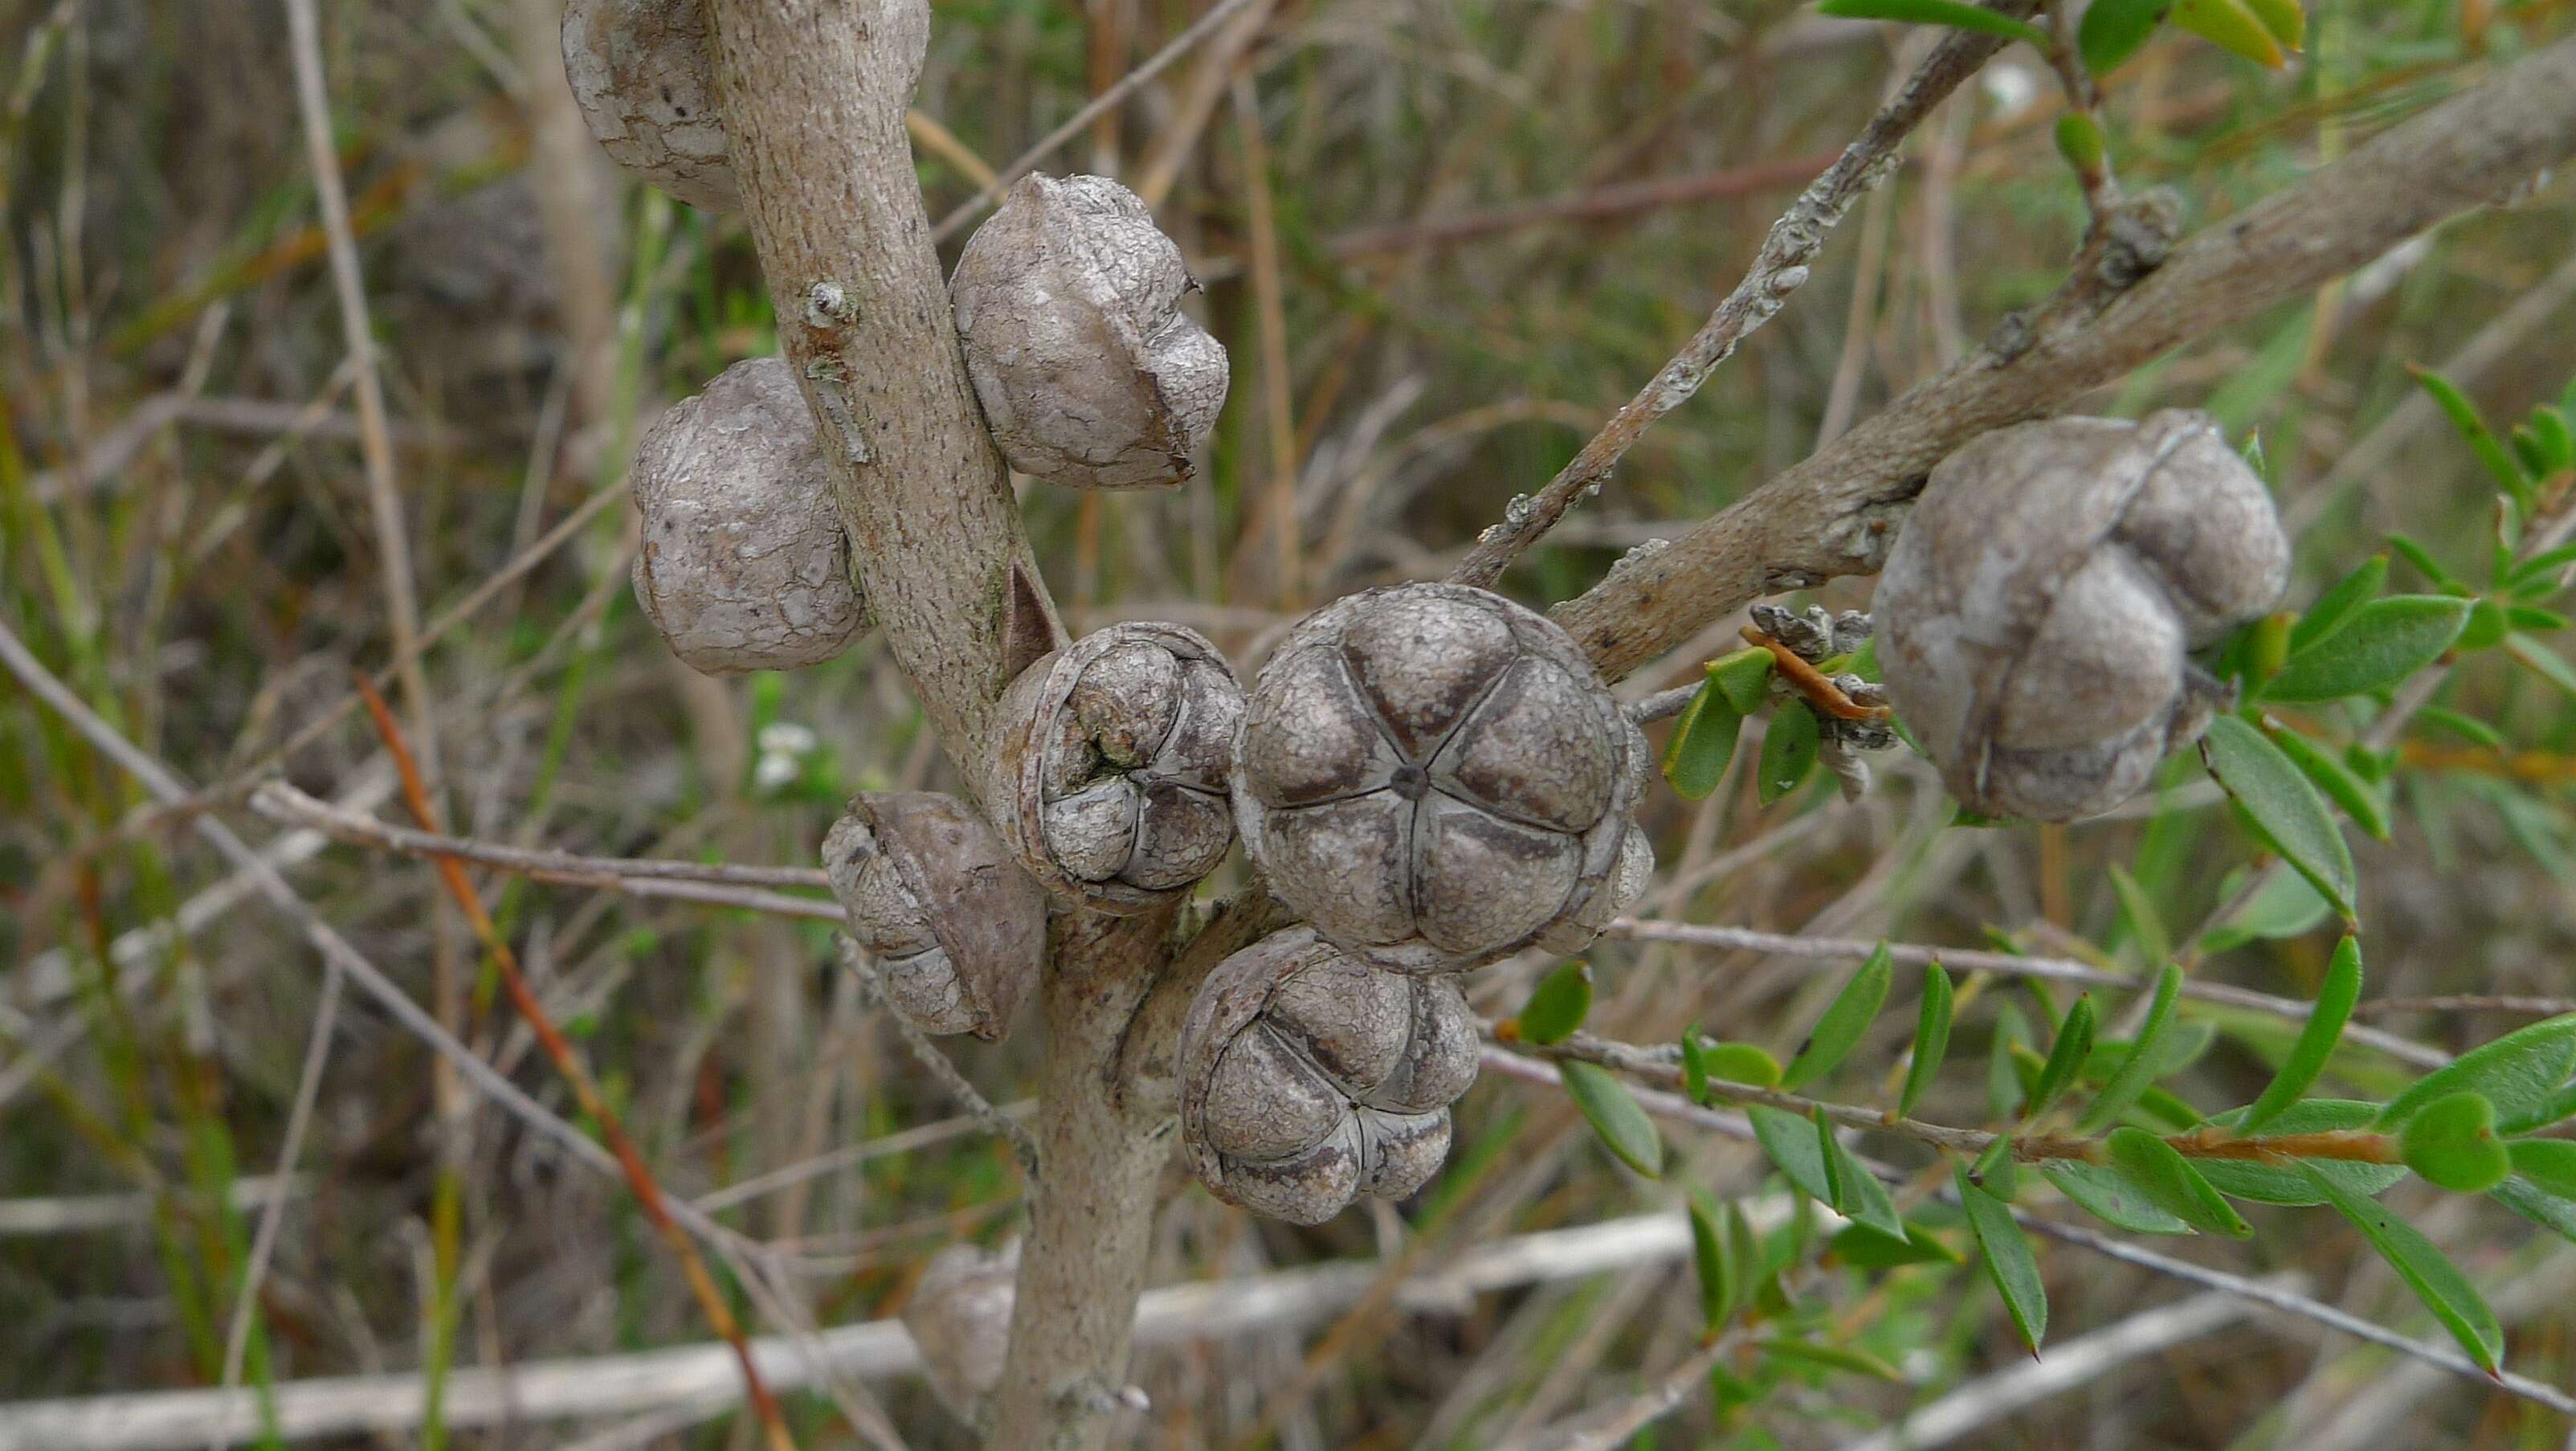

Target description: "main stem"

left=705, top=3, right=1174, bottom=1446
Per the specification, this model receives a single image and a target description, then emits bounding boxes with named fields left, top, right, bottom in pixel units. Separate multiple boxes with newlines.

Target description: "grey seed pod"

left=990, top=622, right=1244, bottom=913
left=1232, top=583, right=1648, bottom=975
left=561, top=0, right=738, bottom=212
left=1179, top=926, right=1480, bottom=1224
left=1875, top=409, right=2288, bottom=822
left=902, top=1240, right=1018, bottom=1431
left=950, top=174, right=1229, bottom=490
left=823, top=792, right=1044, bottom=1041
left=630, top=357, right=866, bottom=675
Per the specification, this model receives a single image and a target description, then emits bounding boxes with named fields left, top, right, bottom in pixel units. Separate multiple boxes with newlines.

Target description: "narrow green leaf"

left=1899, top=963, right=1955, bottom=1118
left=2023, top=995, right=2097, bottom=1122
left=2261, top=595, right=2472, bottom=703
left=2508, top=1139, right=2576, bottom=1199
left=2415, top=705, right=2509, bottom=750
left=2078, top=0, right=2172, bottom=75
left=1814, top=0, right=2051, bottom=47
left=2240, top=934, right=2362, bottom=1131
left=1815, top=1107, right=1907, bottom=1239
left=2108, top=864, right=2172, bottom=969
left=2080, top=964, right=2184, bottom=1132
left=1750, top=1104, right=1835, bottom=1203
left=1702, top=1040, right=1784, bottom=1089
left=1710, top=646, right=1775, bottom=713
left=2200, top=867, right=2333, bottom=954
left=1516, top=962, right=1593, bottom=1045
left=2291, top=553, right=2390, bottom=655
left=1989, top=1003, right=2033, bottom=1121
left=2200, top=714, right=2358, bottom=918
left=2173, top=0, right=2285, bottom=65
left=2200, top=1100, right=2409, bottom=1204
left=1688, top=1191, right=1737, bottom=1330
left=2305, top=1165, right=2505, bottom=1372
left=2041, top=1159, right=2194, bottom=1234
left=1954, top=1162, right=2048, bottom=1353
left=1758, top=704, right=1822, bottom=805
left=1831, top=1219, right=1964, bottom=1268
left=1680, top=1024, right=1712, bottom=1106
left=2376, top=1014, right=2576, bottom=1130
left=2265, top=724, right=2391, bottom=841
left=2492, top=1174, right=2576, bottom=1245
left=1726, top=1203, right=1766, bottom=1298
left=1663, top=682, right=1743, bottom=801
left=2106, top=1127, right=2253, bottom=1237
left=2508, top=540, right=2576, bottom=591
left=1782, top=943, right=1893, bottom=1090
left=2401, top=1092, right=2509, bottom=1193
left=2531, top=407, right=2576, bottom=475
left=2239, top=0, right=2304, bottom=50
left=2411, top=365, right=2534, bottom=512
left=1970, top=1130, right=2020, bottom=1203
left=2505, top=632, right=2576, bottom=700
left=2386, top=532, right=2467, bottom=592
left=1759, top=1337, right=1905, bottom=1382
left=2508, top=605, right=2570, bottom=632
left=1559, top=1061, right=1663, bottom=1178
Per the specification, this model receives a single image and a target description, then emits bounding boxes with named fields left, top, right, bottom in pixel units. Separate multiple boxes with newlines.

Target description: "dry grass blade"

left=346, top=675, right=802, bottom=1451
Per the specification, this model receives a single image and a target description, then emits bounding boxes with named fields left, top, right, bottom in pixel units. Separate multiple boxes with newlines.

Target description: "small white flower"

left=753, top=751, right=800, bottom=792
left=1982, top=60, right=2040, bottom=119
left=757, top=721, right=818, bottom=757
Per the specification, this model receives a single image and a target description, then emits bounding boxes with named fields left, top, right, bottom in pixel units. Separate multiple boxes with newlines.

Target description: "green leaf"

left=2042, top=1159, right=2194, bottom=1234
left=1813, top=0, right=2051, bottom=47
left=2108, top=864, right=2172, bottom=970
left=1559, top=1061, right=1663, bottom=1178
left=2199, top=867, right=2333, bottom=954
left=1516, top=962, right=1593, bottom=1045
left=2264, top=724, right=2391, bottom=841
left=2506, top=632, right=2576, bottom=700
left=2531, top=407, right=2576, bottom=475
left=2023, top=994, right=2097, bottom=1122
left=2401, top=1092, right=2510, bottom=1193
left=1758, top=704, right=1822, bottom=805
left=2508, top=541, right=2576, bottom=592
left=2305, top=1165, right=2504, bottom=1373
left=2291, top=553, right=2390, bottom=655
left=2080, top=965, right=2184, bottom=1132
left=1688, top=1191, right=1737, bottom=1330
left=2509, top=605, right=2570, bottom=632
left=1782, top=943, right=1893, bottom=1090
left=2239, top=0, right=2302, bottom=49
left=2172, top=0, right=2285, bottom=65
left=2377, top=1014, right=2576, bottom=1131
left=1750, top=1105, right=1836, bottom=1203
left=2077, top=0, right=2172, bottom=75
left=2509, top=1139, right=2576, bottom=1198
left=1663, top=682, right=1743, bottom=800
left=2053, top=113, right=2107, bottom=178
left=1700, top=1040, right=1784, bottom=1089
left=2261, top=595, right=2472, bottom=703
left=2106, top=1127, right=2253, bottom=1237
left=1816, top=1107, right=1907, bottom=1240
left=1758, top=1336, right=1904, bottom=1383
left=1989, top=1002, right=2033, bottom=1121
left=2386, top=532, right=2468, bottom=593
left=1954, top=1161, right=2047, bottom=1353
left=2415, top=705, right=2509, bottom=750
left=2199, top=1100, right=2410, bottom=1204
left=1899, top=963, right=1954, bottom=1118
left=2411, top=365, right=2534, bottom=513
left=2200, top=714, right=2358, bottom=918
left=1831, top=1218, right=1964, bottom=1268
left=1710, top=646, right=1776, bottom=713
left=2240, top=933, right=2362, bottom=1131
left=2492, top=1174, right=2576, bottom=1245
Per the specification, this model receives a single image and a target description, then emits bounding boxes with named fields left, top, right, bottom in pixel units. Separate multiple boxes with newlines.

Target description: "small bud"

left=1179, top=927, right=1480, bottom=1224
left=630, top=358, right=868, bottom=675
left=990, top=622, right=1244, bottom=912
left=560, top=0, right=737, bottom=211
left=950, top=174, right=1229, bottom=490
left=823, top=793, right=1044, bottom=1041
left=1874, top=410, right=2290, bottom=821
left=1232, top=583, right=1649, bottom=975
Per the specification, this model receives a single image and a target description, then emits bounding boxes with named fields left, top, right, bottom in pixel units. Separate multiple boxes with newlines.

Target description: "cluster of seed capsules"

left=570, top=0, right=2292, bottom=1224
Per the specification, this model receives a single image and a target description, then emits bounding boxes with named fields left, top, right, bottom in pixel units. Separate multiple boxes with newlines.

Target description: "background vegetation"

left=6, top=0, right=2576, bottom=1446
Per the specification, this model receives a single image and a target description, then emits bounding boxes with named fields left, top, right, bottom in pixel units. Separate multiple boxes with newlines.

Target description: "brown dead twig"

left=347, top=676, right=803, bottom=1451
left=1740, top=624, right=1888, bottom=721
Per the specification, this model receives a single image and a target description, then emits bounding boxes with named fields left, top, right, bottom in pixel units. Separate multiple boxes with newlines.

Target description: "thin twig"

left=925, top=0, right=1272, bottom=241
left=1607, top=918, right=2448, bottom=1069
left=1445, top=2, right=2041, bottom=588
left=1741, top=624, right=1888, bottom=720
left=347, top=679, right=801, bottom=1451
left=834, top=937, right=1041, bottom=1179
